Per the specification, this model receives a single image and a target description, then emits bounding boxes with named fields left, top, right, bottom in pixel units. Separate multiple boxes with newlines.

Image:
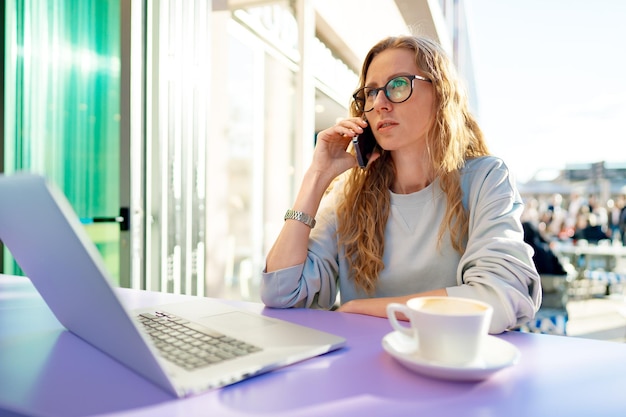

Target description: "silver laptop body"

left=0, top=173, right=345, bottom=397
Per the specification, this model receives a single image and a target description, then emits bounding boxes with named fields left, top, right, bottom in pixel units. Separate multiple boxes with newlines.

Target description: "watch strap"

left=284, top=209, right=316, bottom=228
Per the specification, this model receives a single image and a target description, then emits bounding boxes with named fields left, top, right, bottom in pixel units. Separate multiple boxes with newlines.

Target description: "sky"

left=464, top=0, right=626, bottom=183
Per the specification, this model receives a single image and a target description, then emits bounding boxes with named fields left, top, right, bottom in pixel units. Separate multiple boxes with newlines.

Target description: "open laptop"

left=0, top=173, right=345, bottom=397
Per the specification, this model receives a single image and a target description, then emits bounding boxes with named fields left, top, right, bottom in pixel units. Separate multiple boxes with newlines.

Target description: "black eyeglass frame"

left=352, top=74, right=432, bottom=113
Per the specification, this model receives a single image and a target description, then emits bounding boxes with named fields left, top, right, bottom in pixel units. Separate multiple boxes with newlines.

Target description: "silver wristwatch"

left=284, top=209, right=316, bottom=228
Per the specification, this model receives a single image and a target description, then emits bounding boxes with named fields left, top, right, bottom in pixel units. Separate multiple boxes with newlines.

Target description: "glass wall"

left=3, top=0, right=121, bottom=282
left=203, top=15, right=297, bottom=300
left=141, top=0, right=211, bottom=295
left=212, top=4, right=355, bottom=301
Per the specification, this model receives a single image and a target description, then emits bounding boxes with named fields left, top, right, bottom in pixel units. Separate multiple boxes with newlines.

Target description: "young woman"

left=261, top=35, right=540, bottom=334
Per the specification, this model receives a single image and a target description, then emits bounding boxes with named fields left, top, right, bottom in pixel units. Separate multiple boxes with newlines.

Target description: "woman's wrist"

left=301, top=167, right=336, bottom=195
left=291, top=169, right=335, bottom=215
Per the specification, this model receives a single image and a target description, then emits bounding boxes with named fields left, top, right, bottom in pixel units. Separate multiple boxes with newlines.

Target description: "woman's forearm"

left=266, top=118, right=365, bottom=272
left=265, top=168, right=335, bottom=272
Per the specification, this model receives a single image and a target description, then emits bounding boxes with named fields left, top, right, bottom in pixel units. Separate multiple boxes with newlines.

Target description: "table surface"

left=2, top=274, right=626, bottom=417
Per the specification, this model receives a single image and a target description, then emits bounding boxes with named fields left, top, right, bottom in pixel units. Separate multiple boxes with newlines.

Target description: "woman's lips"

left=377, top=120, right=398, bottom=131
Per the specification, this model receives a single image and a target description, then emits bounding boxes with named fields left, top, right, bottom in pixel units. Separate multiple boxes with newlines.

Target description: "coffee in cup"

left=386, top=296, right=493, bottom=366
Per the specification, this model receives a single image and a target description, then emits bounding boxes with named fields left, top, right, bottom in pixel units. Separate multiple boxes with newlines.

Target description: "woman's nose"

left=372, top=89, right=391, bottom=111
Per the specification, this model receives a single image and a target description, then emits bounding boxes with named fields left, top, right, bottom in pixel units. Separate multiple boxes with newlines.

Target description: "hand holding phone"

left=352, top=125, right=377, bottom=168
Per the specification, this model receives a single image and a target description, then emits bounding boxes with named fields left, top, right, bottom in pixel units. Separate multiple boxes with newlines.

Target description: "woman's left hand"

left=335, top=289, right=448, bottom=318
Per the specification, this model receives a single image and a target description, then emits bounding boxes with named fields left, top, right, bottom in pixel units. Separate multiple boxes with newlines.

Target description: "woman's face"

left=363, top=48, right=435, bottom=156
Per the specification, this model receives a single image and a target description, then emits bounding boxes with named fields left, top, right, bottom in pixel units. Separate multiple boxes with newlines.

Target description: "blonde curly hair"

left=336, top=35, right=490, bottom=294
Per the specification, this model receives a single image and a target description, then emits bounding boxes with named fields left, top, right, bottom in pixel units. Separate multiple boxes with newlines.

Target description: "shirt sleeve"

left=446, top=157, right=542, bottom=333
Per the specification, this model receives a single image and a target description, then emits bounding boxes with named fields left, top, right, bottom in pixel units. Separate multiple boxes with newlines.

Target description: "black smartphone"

left=352, top=125, right=377, bottom=168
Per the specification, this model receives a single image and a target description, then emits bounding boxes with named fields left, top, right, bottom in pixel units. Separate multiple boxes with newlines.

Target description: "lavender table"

left=1, top=274, right=625, bottom=417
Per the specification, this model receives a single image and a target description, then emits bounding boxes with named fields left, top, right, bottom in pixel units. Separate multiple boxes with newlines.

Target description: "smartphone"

left=352, top=125, right=377, bottom=168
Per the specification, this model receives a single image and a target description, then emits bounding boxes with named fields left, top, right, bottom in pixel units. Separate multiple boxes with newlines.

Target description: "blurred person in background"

left=574, top=212, right=609, bottom=244
left=544, top=193, right=566, bottom=238
left=607, top=196, right=624, bottom=243
left=619, top=196, right=626, bottom=246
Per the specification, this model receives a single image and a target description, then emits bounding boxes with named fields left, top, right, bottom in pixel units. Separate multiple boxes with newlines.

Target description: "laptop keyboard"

left=138, top=311, right=262, bottom=371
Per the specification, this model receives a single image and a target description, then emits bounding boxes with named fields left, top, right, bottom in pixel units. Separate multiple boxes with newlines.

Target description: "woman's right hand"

left=311, top=117, right=369, bottom=182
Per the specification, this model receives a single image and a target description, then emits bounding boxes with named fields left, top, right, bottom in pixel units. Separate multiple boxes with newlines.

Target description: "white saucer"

left=382, top=331, right=520, bottom=382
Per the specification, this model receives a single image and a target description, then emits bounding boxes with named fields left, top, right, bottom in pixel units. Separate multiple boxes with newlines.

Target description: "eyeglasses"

left=352, top=74, right=432, bottom=113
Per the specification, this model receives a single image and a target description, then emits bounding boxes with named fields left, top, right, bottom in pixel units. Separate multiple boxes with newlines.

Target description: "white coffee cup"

left=386, top=296, right=493, bottom=366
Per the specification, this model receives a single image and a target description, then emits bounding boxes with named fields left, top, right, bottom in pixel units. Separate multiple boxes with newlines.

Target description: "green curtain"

left=4, top=0, right=121, bottom=280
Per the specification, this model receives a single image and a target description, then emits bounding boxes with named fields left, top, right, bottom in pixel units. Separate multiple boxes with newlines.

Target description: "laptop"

left=0, top=173, right=345, bottom=397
